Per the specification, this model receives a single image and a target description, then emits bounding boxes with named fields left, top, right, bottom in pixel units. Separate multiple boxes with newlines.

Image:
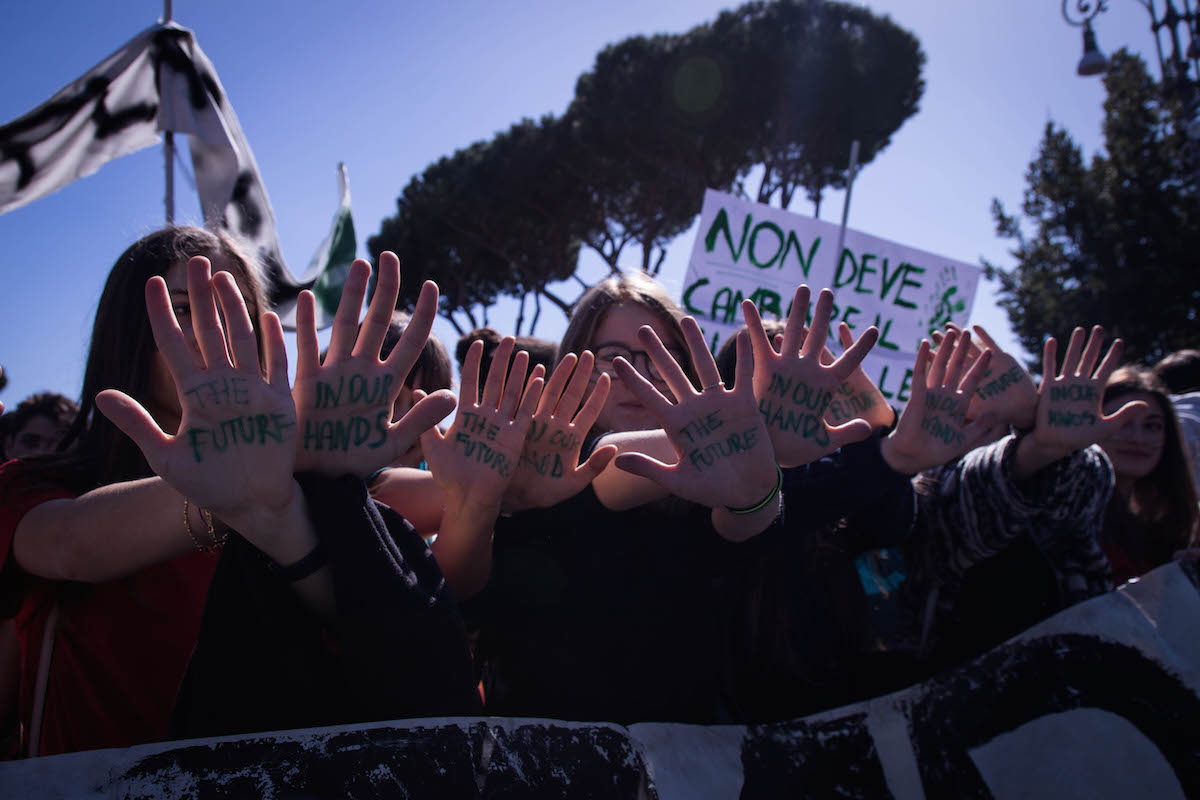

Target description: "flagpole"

left=833, top=140, right=860, bottom=274
left=162, top=0, right=174, bottom=224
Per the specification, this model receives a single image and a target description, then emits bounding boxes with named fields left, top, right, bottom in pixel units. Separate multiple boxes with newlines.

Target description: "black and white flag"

left=0, top=22, right=329, bottom=322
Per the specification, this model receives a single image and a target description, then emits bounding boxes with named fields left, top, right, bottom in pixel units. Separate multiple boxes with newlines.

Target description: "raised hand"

left=742, top=286, right=878, bottom=468
left=828, top=322, right=894, bottom=431
left=503, top=351, right=617, bottom=512
left=934, top=323, right=1038, bottom=429
left=880, top=330, right=998, bottom=475
left=1019, top=326, right=1145, bottom=467
left=96, top=256, right=298, bottom=522
left=610, top=317, right=778, bottom=517
left=422, top=337, right=544, bottom=506
left=293, top=251, right=456, bottom=477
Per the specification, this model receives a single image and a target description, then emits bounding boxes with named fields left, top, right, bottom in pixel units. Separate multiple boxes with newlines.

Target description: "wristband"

left=724, top=464, right=783, bottom=515
left=270, top=541, right=328, bottom=582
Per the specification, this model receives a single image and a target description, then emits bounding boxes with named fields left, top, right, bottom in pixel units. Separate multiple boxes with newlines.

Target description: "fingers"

left=927, top=329, right=956, bottom=387
left=212, top=271, right=258, bottom=373
left=781, top=285, right=811, bottom=358
left=556, top=352, right=595, bottom=419
left=1080, top=326, right=1104, bottom=379
left=943, top=331, right=971, bottom=388
left=481, top=337, right=516, bottom=410
left=829, top=326, right=878, bottom=381
left=385, top=280, right=439, bottom=385
left=323, top=259, right=371, bottom=363
left=294, top=291, right=320, bottom=380
left=802, top=289, right=834, bottom=358
left=538, top=353, right=578, bottom=417
left=1078, top=325, right=1105, bottom=378
left=908, top=340, right=932, bottom=409
left=733, top=331, right=754, bottom=395
left=639, top=325, right=693, bottom=400
left=827, top=418, right=873, bottom=450
left=613, top=451, right=678, bottom=491
left=1093, top=338, right=1125, bottom=385
left=574, top=444, right=617, bottom=483
left=959, top=349, right=993, bottom=396
left=416, top=389, right=448, bottom=453
left=741, top=299, right=778, bottom=361
left=1060, top=326, right=1086, bottom=378
left=353, top=252, right=400, bottom=360
left=95, top=390, right=169, bottom=467
left=145, top=276, right=200, bottom=378
left=460, top=339, right=484, bottom=407
left=498, top=349, right=530, bottom=418
left=1042, top=336, right=1058, bottom=388
left=573, top=373, right=611, bottom=430
left=1100, top=398, right=1150, bottom=432
left=613, top=357, right=673, bottom=418
left=972, top=324, right=1000, bottom=352
left=260, top=312, right=290, bottom=390
left=187, top=257, right=232, bottom=369
left=516, top=370, right=545, bottom=420
left=682, top=317, right=722, bottom=394
left=394, top=388, right=457, bottom=457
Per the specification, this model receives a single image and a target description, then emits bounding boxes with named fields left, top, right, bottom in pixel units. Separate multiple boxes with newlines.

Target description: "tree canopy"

left=369, top=0, right=925, bottom=333
left=991, top=51, right=1200, bottom=366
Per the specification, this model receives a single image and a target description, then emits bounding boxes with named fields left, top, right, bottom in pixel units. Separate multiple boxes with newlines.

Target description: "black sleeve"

left=781, top=431, right=915, bottom=550
left=171, top=473, right=479, bottom=741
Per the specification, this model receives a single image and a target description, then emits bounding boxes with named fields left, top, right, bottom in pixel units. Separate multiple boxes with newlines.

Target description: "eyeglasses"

left=592, top=344, right=686, bottom=383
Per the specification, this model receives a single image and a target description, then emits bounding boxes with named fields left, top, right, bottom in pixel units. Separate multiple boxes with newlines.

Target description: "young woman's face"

left=1098, top=391, right=1166, bottom=481
left=588, top=302, right=686, bottom=434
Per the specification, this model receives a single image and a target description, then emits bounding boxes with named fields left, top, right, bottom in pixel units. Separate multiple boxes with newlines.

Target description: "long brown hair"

left=24, top=227, right=266, bottom=492
left=559, top=272, right=691, bottom=376
left=1104, top=366, right=1199, bottom=557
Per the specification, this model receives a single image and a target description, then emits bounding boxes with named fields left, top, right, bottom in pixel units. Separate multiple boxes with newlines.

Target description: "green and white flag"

left=275, top=162, right=357, bottom=330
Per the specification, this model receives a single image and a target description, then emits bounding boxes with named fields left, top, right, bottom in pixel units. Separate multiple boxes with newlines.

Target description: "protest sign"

left=682, top=189, right=983, bottom=406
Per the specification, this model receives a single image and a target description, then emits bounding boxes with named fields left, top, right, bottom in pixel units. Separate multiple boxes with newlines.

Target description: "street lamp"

left=1063, top=0, right=1200, bottom=87
left=1064, top=0, right=1200, bottom=141
left=1062, top=1, right=1110, bottom=75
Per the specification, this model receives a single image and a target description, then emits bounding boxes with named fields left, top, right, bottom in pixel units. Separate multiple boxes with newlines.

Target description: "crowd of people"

left=0, top=225, right=1196, bottom=758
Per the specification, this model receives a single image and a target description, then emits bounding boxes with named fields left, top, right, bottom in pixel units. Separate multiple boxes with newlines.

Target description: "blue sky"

left=0, top=0, right=1156, bottom=405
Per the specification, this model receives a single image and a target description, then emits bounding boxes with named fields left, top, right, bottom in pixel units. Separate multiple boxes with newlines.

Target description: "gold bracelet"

left=184, top=498, right=228, bottom=552
left=202, top=508, right=229, bottom=549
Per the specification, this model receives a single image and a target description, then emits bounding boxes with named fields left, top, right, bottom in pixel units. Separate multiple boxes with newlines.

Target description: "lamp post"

left=1061, top=0, right=1110, bottom=75
left=1064, top=0, right=1200, bottom=139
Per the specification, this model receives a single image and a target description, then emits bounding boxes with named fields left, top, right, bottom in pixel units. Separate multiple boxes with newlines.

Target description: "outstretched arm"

left=1012, top=326, right=1143, bottom=480
left=14, top=258, right=319, bottom=592
left=742, top=286, right=879, bottom=467
left=879, top=329, right=998, bottom=476
left=422, top=338, right=542, bottom=599
left=610, top=318, right=781, bottom=541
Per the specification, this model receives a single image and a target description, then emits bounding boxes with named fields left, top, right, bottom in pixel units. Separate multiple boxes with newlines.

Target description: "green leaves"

left=994, top=51, right=1200, bottom=368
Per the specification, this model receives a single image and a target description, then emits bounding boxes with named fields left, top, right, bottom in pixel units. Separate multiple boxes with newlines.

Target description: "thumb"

left=95, top=390, right=169, bottom=468
left=397, top=388, right=455, bottom=455
left=613, top=452, right=678, bottom=491
left=826, top=419, right=873, bottom=450
left=575, top=444, right=617, bottom=483
left=1100, top=399, right=1150, bottom=435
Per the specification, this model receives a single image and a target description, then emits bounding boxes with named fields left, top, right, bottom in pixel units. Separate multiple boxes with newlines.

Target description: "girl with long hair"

left=1098, top=365, right=1200, bottom=584
left=0, top=227, right=322, bottom=755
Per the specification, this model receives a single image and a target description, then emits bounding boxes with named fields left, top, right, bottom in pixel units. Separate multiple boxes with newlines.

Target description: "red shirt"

left=0, top=461, right=218, bottom=756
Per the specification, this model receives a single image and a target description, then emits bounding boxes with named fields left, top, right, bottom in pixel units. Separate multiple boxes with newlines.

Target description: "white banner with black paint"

left=1, top=563, right=1196, bottom=798
left=682, top=189, right=984, bottom=408
left=0, top=22, right=311, bottom=318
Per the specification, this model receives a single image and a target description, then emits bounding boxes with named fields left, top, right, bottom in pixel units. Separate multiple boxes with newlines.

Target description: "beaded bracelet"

left=724, top=464, right=783, bottom=515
